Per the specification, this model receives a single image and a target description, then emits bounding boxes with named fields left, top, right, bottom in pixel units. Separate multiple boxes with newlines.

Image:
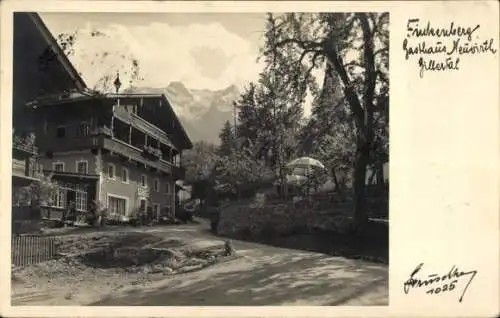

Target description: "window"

left=108, top=195, right=127, bottom=216
left=56, top=126, right=66, bottom=138
left=140, top=174, right=147, bottom=187
left=53, top=162, right=64, bottom=172
left=122, top=168, right=129, bottom=183
left=76, top=160, right=88, bottom=174
left=153, top=203, right=160, bottom=219
left=77, top=122, right=89, bottom=136
left=154, top=178, right=160, bottom=192
left=75, top=189, right=87, bottom=211
left=165, top=182, right=171, bottom=194
left=107, top=163, right=115, bottom=179
left=51, top=189, right=66, bottom=208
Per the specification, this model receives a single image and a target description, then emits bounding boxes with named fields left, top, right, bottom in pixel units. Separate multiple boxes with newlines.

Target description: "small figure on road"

left=224, top=240, right=235, bottom=256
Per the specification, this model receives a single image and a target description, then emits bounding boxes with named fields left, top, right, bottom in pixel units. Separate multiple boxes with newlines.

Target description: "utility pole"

left=269, top=18, right=286, bottom=200
left=233, top=102, right=237, bottom=139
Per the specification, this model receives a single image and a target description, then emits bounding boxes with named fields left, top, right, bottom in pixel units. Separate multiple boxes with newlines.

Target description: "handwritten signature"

left=403, top=263, right=477, bottom=303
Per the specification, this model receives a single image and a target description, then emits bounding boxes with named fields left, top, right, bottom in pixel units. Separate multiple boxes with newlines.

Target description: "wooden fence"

left=11, top=235, right=57, bottom=267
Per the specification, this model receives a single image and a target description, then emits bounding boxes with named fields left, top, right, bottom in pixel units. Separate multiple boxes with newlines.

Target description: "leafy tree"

left=181, top=141, right=220, bottom=208
left=182, top=141, right=220, bottom=185
left=56, top=29, right=143, bottom=93
left=12, top=133, right=58, bottom=208
left=234, top=82, right=273, bottom=162
left=13, top=173, right=58, bottom=208
left=259, top=14, right=311, bottom=171
left=268, top=12, right=389, bottom=230
left=228, top=14, right=314, bottom=198
left=299, top=63, right=356, bottom=197
left=216, top=146, right=274, bottom=200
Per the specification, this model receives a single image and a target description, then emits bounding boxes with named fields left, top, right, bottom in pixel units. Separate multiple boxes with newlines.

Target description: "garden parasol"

left=286, top=157, right=326, bottom=171
left=285, top=157, right=327, bottom=197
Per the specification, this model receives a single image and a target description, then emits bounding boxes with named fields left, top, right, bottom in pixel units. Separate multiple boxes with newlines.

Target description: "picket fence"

left=11, top=235, right=57, bottom=267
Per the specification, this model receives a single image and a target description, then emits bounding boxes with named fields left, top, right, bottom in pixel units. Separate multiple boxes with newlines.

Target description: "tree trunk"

left=352, top=143, right=370, bottom=232
left=331, top=168, right=344, bottom=199
left=321, top=13, right=377, bottom=235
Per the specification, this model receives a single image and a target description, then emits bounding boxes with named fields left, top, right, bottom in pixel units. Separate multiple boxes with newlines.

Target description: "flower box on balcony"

left=12, top=134, right=38, bottom=154
left=142, top=145, right=162, bottom=158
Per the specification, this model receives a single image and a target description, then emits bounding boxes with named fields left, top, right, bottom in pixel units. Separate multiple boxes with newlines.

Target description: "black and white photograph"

left=10, top=9, right=389, bottom=307
left=2, top=0, right=500, bottom=317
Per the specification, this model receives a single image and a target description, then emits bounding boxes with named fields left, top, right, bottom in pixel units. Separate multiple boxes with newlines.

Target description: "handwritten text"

left=403, top=263, right=477, bottom=303
left=403, top=19, right=497, bottom=78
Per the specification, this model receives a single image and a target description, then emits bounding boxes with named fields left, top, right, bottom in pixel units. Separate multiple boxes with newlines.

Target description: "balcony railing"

left=101, top=137, right=173, bottom=174
left=114, top=106, right=176, bottom=150
left=35, top=133, right=185, bottom=179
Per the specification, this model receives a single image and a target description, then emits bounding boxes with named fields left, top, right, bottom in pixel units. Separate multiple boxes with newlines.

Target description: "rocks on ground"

left=11, top=231, right=235, bottom=305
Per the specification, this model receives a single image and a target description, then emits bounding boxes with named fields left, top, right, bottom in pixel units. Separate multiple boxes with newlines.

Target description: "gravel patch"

left=11, top=231, right=235, bottom=305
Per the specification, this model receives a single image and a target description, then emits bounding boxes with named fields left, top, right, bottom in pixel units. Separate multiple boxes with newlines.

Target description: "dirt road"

left=12, top=222, right=388, bottom=306
left=91, top=223, right=388, bottom=306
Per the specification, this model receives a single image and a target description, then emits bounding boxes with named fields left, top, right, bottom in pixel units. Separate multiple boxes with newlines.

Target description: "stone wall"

left=217, top=200, right=352, bottom=239
left=216, top=193, right=387, bottom=239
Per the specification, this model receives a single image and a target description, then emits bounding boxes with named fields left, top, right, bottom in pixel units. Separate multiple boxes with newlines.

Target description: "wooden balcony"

left=36, top=133, right=185, bottom=179
left=114, top=106, right=176, bottom=150
left=101, top=136, right=173, bottom=174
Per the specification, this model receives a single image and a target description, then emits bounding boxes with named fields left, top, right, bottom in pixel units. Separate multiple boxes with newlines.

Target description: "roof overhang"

left=12, top=174, right=40, bottom=187
left=27, top=92, right=193, bottom=150
left=26, top=13, right=87, bottom=91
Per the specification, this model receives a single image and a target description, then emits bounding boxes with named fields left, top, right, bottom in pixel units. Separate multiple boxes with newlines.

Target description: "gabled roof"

left=26, top=92, right=193, bottom=150
left=25, top=13, right=88, bottom=91
left=19, top=13, right=192, bottom=150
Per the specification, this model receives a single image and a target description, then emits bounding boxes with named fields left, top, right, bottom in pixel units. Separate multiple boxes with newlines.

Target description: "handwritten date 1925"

left=426, top=279, right=457, bottom=295
left=403, top=263, right=477, bottom=303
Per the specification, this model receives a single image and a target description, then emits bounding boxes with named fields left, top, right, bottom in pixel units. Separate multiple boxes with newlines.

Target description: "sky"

left=40, top=12, right=316, bottom=116
left=41, top=12, right=268, bottom=91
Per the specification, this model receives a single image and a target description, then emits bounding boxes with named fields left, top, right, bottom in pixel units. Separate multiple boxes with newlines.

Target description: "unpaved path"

left=12, top=222, right=388, bottom=306
left=93, top=223, right=388, bottom=306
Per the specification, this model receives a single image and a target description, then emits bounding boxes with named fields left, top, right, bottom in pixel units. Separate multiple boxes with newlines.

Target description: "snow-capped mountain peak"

left=124, top=82, right=240, bottom=144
